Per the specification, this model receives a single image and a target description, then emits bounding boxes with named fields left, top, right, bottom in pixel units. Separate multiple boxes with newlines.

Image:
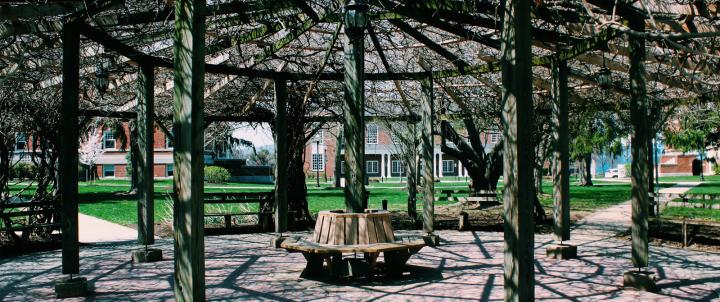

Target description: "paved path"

left=658, top=182, right=702, bottom=195
left=78, top=214, right=138, bottom=243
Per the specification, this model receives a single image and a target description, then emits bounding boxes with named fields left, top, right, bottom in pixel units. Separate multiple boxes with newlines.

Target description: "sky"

left=232, top=123, right=274, bottom=148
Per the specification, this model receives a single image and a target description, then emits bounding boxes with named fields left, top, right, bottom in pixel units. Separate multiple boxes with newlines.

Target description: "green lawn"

left=661, top=206, right=720, bottom=222
left=9, top=179, right=633, bottom=227
left=687, top=182, right=720, bottom=194
left=658, top=175, right=720, bottom=183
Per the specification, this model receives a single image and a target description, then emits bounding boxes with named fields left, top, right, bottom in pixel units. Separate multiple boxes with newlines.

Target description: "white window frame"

left=103, top=130, right=116, bottom=150
left=312, top=129, right=324, bottom=143
left=366, top=160, right=379, bottom=173
left=489, top=132, right=501, bottom=144
left=103, top=164, right=115, bottom=177
left=442, top=160, right=455, bottom=174
left=165, top=135, right=173, bottom=149
left=340, top=160, right=345, bottom=174
left=311, top=153, right=325, bottom=171
left=391, top=160, right=404, bottom=174
left=366, top=124, right=378, bottom=144
left=15, top=133, right=26, bottom=151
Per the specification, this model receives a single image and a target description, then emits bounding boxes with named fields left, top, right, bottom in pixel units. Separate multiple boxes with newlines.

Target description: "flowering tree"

left=78, top=129, right=105, bottom=183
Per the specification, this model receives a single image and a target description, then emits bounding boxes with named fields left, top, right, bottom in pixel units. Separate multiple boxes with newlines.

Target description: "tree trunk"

left=534, top=165, right=543, bottom=194
left=405, top=143, right=418, bottom=220
left=334, top=129, right=342, bottom=188
left=580, top=153, right=593, bottom=186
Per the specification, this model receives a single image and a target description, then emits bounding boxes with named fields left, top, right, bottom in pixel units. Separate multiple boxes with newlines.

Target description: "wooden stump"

left=313, top=210, right=395, bottom=245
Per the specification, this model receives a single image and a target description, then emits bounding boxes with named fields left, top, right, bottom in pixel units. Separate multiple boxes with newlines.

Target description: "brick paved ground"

left=1, top=202, right=719, bottom=301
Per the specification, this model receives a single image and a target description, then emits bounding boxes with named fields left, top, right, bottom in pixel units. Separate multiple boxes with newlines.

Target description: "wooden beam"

left=629, top=17, right=650, bottom=269
left=60, top=22, right=80, bottom=276
left=172, top=0, right=206, bottom=300
left=343, top=2, right=367, bottom=213
left=420, top=73, right=435, bottom=234
left=551, top=60, right=570, bottom=242
left=367, top=24, right=411, bottom=110
left=274, top=79, right=288, bottom=233
left=136, top=64, right=155, bottom=245
left=389, top=19, right=469, bottom=70
left=501, top=0, right=535, bottom=300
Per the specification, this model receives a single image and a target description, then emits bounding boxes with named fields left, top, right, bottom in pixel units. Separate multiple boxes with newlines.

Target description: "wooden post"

left=500, top=0, right=534, bottom=300
left=137, top=64, right=155, bottom=245
left=629, top=16, right=649, bottom=269
left=420, top=74, right=435, bottom=235
left=172, top=0, right=206, bottom=299
left=342, top=1, right=367, bottom=213
left=551, top=60, right=570, bottom=242
left=60, top=23, right=80, bottom=275
left=274, top=79, right=288, bottom=233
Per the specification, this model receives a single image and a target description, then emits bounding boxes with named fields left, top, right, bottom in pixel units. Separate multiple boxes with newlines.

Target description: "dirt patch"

left=0, top=233, right=61, bottom=258
left=616, top=221, right=720, bottom=253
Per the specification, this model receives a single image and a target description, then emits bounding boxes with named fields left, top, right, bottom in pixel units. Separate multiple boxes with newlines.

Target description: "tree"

left=570, top=110, right=627, bottom=186
left=78, top=128, right=105, bottom=183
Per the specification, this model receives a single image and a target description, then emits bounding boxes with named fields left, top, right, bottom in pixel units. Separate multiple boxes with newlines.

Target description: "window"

left=443, top=160, right=455, bottom=174
left=366, top=124, right=378, bottom=144
left=103, top=131, right=115, bottom=149
left=489, top=132, right=501, bottom=144
left=15, top=134, right=26, bottom=151
left=312, top=129, right=323, bottom=143
left=166, top=164, right=174, bottom=177
left=103, top=165, right=115, bottom=177
left=392, top=160, right=404, bottom=174
left=366, top=160, right=379, bottom=173
left=311, top=153, right=324, bottom=171
left=340, top=160, right=345, bottom=174
left=165, top=135, right=173, bottom=149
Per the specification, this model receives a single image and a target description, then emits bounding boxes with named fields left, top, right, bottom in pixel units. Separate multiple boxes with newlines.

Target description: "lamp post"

left=315, top=140, right=321, bottom=187
left=94, top=60, right=110, bottom=95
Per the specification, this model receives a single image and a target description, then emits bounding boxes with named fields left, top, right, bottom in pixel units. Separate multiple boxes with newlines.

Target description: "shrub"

left=714, top=163, right=720, bottom=175
left=205, top=166, right=230, bottom=183
left=11, top=162, right=37, bottom=180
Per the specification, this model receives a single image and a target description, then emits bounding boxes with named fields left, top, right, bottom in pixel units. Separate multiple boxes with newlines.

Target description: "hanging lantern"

left=344, top=1, right=368, bottom=33
left=94, top=60, right=110, bottom=95
left=596, top=67, right=612, bottom=90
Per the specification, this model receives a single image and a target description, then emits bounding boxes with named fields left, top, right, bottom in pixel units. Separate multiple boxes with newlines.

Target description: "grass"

left=658, top=175, right=720, bottom=183
left=661, top=206, right=720, bottom=222
left=687, top=182, right=720, bottom=195
left=538, top=182, right=632, bottom=212
left=9, top=179, right=633, bottom=227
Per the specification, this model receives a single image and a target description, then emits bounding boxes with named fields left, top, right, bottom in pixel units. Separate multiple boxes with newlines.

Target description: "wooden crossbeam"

left=388, top=19, right=469, bottom=70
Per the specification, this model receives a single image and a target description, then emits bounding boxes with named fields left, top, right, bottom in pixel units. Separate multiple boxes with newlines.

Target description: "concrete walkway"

left=78, top=214, right=138, bottom=243
left=658, top=182, right=701, bottom=195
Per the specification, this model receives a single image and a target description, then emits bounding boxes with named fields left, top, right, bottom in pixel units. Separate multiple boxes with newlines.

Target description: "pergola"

left=3, top=0, right=720, bottom=300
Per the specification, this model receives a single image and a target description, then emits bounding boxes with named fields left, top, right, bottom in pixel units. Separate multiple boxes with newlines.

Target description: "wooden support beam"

left=343, top=2, right=367, bottom=213
left=629, top=17, right=650, bottom=269
left=420, top=73, right=435, bottom=234
left=274, top=79, right=288, bottom=233
left=136, top=64, right=155, bottom=245
left=172, top=0, right=206, bottom=300
left=60, top=22, right=80, bottom=276
left=388, top=19, right=469, bottom=70
left=551, top=60, right=570, bottom=242
left=501, top=0, right=535, bottom=300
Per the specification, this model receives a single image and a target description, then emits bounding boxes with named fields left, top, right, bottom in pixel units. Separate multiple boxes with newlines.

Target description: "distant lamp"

left=94, top=57, right=111, bottom=95
left=596, top=67, right=612, bottom=90
left=344, top=1, right=368, bottom=33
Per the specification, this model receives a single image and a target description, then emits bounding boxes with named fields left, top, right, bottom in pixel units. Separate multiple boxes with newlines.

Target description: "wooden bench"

left=204, top=192, right=273, bottom=232
left=281, top=210, right=426, bottom=278
left=0, top=200, right=59, bottom=233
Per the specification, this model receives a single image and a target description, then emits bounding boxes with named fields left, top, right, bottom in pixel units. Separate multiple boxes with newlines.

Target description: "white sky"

left=232, top=123, right=274, bottom=147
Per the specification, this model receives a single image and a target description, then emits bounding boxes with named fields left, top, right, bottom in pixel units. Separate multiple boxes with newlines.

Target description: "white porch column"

left=380, top=152, right=386, bottom=178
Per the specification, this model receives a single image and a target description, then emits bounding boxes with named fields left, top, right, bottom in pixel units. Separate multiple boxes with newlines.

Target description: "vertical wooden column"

left=342, top=1, right=367, bottom=213
left=60, top=23, right=80, bottom=275
left=551, top=60, right=570, bottom=242
left=137, top=64, right=155, bottom=245
left=274, top=79, right=288, bottom=233
left=500, top=0, right=534, bottom=300
left=629, top=17, right=649, bottom=269
left=172, top=0, right=205, bottom=299
left=420, top=74, right=435, bottom=234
